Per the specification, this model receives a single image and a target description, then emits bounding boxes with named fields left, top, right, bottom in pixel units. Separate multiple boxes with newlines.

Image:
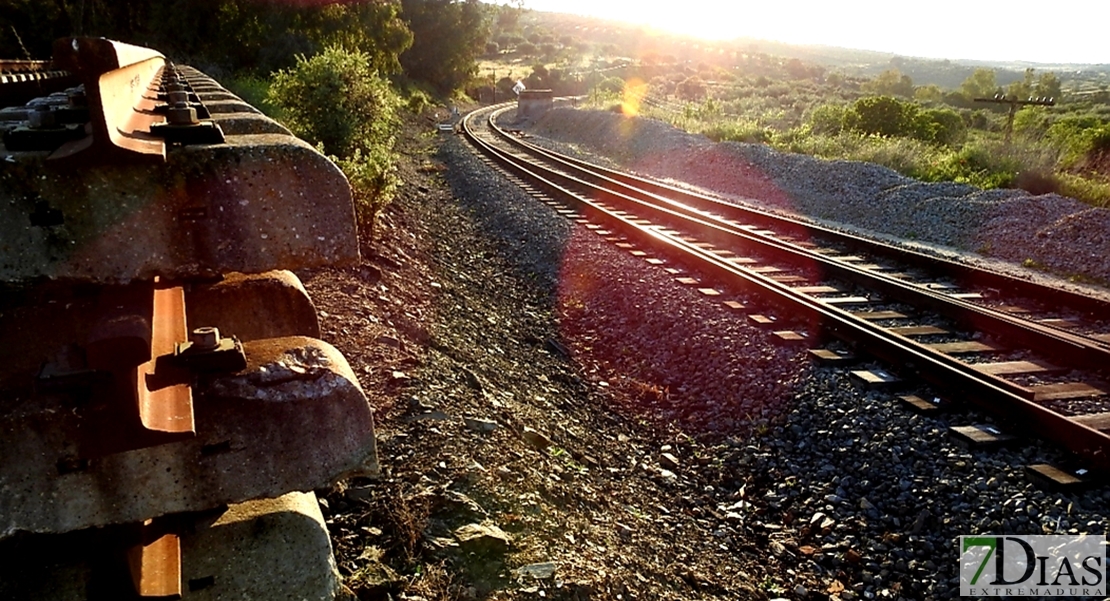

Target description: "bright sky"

left=501, top=1, right=1109, bottom=65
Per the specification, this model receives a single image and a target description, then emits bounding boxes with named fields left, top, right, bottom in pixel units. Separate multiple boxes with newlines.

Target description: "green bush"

left=224, top=75, right=273, bottom=117
left=1056, top=173, right=1110, bottom=207
left=847, top=136, right=937, bottom=180
left=404, top=87, right=433, bottom=114
left=807, top=104, right=849, bottom=135
left=702, top=120, right=772, bottom=144
left=596, top=76, right=626, bottom=95
left=914, top=107, right=966, bottom=145
left=268, top=45, right=400, bottom=157
left=267, top=45, right=402, bottom=236
left=845, top=96, right=918, bottom=138
left=335, top=147, right=400, bottom=234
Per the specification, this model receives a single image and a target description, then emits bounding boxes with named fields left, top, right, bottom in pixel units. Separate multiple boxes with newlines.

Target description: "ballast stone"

left=0, top=336, right=377, bottom=539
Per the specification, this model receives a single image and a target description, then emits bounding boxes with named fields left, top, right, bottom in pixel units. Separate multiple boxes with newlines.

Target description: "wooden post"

left=973, top=94, right=1055, bottom=145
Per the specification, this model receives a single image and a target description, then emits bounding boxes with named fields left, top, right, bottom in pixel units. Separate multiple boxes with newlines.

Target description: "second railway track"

left=461, top=101, right=1110, bottom=477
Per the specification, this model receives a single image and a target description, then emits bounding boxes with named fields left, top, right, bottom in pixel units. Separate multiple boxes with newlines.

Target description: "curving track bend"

left=461, top=102, right=1110, bottom=476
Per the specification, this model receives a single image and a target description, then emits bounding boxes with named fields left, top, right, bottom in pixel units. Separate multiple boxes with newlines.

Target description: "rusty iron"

left=139, top=284, right=195, bottom=436
left=44, top=37, right=168, bottom=163
left=127, top=518, right=182, bottom=600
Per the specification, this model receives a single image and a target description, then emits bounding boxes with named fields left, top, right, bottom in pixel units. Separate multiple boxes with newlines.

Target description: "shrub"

left=405, top=87, right=433, bottom=114
left=268, top=45, right=400, bottom=157
left=702, top=120, right=772, bottom=144
left=1056, top=173, right=1110, bottom=207
left=807, top=103, right=850, bottom=135
left=335, top=147, right=400, bottom=236
left=914, top=107, right=966, bottom=145
left=845, top=96, right=918, bottom=138
left=267, top=45, right=402, bottom=236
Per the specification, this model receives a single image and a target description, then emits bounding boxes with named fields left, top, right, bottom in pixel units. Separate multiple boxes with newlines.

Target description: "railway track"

left=460, top=102, right=1110, bottom=478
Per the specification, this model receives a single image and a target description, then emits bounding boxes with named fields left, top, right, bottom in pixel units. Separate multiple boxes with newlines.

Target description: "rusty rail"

left=47, top=37, right=223, bottom=163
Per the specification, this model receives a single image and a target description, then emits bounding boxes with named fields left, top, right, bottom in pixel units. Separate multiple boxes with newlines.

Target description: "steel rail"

left=482, top=109, right=1110, bottom=373
left=0, top=59, right=74, bottom=106
left=494, top=111, right=1110, bottom=320
left=49, top=37, right=168, bottom=163
left=0, top=60, right=51, bottom=73
left=461, top=105, right=1110, bottom=472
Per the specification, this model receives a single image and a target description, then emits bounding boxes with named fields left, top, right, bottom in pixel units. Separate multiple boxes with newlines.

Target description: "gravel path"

left=529, top=108, right=1110, bottom=293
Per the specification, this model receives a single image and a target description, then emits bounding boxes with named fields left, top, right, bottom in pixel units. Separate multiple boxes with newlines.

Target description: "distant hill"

left=514, top=9, right=1110, bottom=93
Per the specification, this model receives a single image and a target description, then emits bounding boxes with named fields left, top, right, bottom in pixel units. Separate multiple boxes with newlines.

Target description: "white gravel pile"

left=530, top=108, right=1110, bottom=286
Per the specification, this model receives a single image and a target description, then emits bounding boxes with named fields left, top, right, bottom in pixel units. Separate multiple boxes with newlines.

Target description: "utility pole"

left=973, top=94, right=1055, bottom=145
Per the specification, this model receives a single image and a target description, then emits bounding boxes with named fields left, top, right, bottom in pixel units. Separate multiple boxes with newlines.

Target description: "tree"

left=495, top=1, right=522, bottom=30
left=1, top=0, right=413, bottom=75
left=864, top=68, right=914, bottom=97
left=1035, top=72, right=1062, bottom=100
left=525, top=63, right=550, bottom=89
left=914, top=84, right=944, bottom=103
left=676, top=76, right=706, bottom=100
left=959, top=67, right=1000, bottom=99
left=1007, top=68, right=1035, bottom=99
left=399, top=0, right=489, bottom=94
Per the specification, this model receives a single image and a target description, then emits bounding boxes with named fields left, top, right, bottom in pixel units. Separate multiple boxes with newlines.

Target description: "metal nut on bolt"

left=167, top=90, right=189, bottom=104
left=66, top=87, right=87, bottom=107
left=28, top=105, right=56, bottom=129
left=166, top=102, right=198, bottom=126
left=190, top=327, right=220, bottom=350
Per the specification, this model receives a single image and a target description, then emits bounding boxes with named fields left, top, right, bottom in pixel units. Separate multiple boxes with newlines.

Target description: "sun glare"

left=511, top=0, right=1110, bottom=64
left=620, top=78, right=648, bottom=116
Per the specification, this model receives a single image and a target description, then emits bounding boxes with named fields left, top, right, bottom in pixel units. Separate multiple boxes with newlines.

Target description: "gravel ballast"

left=530, top=108, right=1110, bottom=289
left=303, top=111, right=1110, bottom=600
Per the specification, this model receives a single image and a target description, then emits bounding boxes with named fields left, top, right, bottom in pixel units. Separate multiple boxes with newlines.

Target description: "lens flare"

left=620, top=78, right=648, bottom=116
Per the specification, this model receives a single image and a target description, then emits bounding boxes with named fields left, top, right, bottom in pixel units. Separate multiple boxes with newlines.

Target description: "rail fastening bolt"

left=166, top=102, right=198, bottom=126
left=27, top=105, right=56, bottom=129
left=190, top=327, right=220, bottom=350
